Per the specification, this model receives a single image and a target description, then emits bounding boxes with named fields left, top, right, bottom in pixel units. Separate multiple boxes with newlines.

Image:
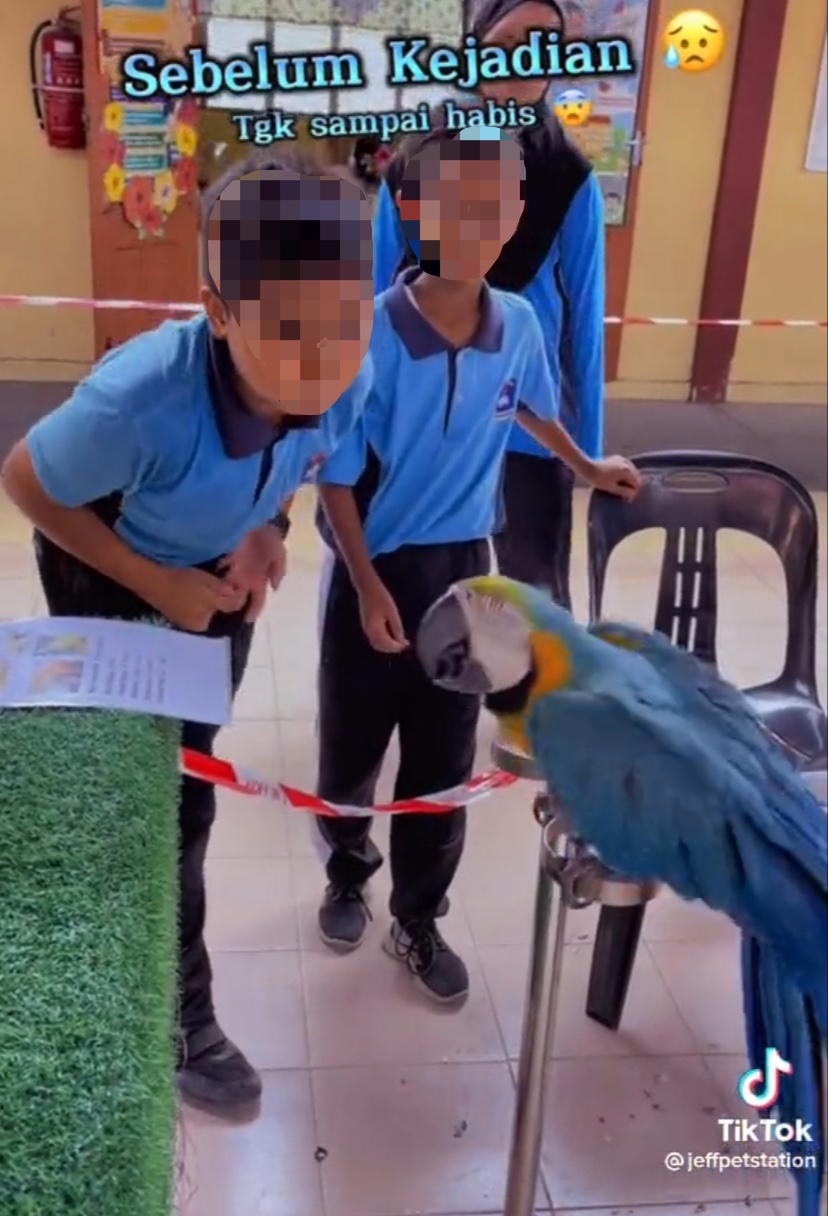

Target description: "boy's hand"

left=587, top=455, right=641, bottom=501
left=220, top=524, right=287, bottom=623
left=146, top=567, right=247, bottom=632
left=358, top=578, right=408, bottom=653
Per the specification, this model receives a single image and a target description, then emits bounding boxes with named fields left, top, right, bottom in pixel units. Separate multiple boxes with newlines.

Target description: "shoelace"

left=394, top=921, right=447, bottom=977
left=328, top=885, right=373, bottom=922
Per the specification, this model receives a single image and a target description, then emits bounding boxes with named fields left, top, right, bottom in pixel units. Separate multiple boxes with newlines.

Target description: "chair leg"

left=585, top=904, right=648, bottom=1030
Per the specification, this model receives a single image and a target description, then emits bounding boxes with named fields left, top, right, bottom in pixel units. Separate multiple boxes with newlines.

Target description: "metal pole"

left=504, top=819, right=569, bottom=1216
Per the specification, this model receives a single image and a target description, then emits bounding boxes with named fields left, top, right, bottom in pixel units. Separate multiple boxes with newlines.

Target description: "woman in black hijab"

left=373, top=0, right=606, bottom=608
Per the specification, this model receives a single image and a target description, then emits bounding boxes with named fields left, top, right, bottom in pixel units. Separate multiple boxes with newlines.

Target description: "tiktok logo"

left=737, top=1048, right=793, bottom=1110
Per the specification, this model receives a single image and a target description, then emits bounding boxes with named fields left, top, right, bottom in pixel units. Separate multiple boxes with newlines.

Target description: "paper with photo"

left=0, top=617, right=231, bottom=726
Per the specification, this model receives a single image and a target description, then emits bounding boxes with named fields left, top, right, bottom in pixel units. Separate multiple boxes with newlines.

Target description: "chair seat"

left=744, top=681, right=828, bottom=772
left=585, top=452, right=825, bottom=1035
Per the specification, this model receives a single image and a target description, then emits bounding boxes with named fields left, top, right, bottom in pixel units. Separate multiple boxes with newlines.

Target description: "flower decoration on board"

left=101, top=96, right=200, bottom=240
left=123, top=176, right=154, bottom=230
left=154, top=169, right=178, bottom=215
left=175, top=122, right=198, bottom=158
left=177, top=97, right=199, bottom=128
left=143, top=205, right=165, bottom=236
left=101, top=130, right=125, bottom=166
left=103, top=101, right=124, bottom=133
left=173, top=156, right=197, bottom=196
left=103, top=163, right=126, bottom=204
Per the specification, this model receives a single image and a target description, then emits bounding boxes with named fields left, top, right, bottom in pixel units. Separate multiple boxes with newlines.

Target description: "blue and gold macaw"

left=417, top=574, right=827, bottom=1215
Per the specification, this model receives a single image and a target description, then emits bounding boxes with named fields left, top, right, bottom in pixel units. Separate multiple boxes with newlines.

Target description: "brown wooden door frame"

left=604, top=0, right=660, bottom=382
left=689, top=0, right=789, bottom=402
left=80, top=0, right=200, bottom=358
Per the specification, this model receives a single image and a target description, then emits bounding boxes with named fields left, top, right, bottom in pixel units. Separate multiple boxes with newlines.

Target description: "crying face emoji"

left=663, top=10, right=725, bottom=72
left=554, top=88, right=592, bottom=128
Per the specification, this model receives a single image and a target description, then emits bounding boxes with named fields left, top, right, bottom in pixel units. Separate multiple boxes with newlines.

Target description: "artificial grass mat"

left=0, top=709, right=180, bottom=1216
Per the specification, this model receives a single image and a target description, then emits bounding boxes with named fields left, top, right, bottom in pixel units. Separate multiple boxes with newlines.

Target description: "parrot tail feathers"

left=741, top=935, right=825, bottom=1216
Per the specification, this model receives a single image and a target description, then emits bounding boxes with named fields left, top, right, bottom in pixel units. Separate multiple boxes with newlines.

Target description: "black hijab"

left=386, top=0, right=592, bottom=293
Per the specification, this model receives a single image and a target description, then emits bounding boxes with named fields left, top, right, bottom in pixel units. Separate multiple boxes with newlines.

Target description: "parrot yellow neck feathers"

left=528, top=629, right=573, bottom=697
left=491, top=631, right=574, bottom=757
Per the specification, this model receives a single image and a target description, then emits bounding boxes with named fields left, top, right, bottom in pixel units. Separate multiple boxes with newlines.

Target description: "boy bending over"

left=1, top=153, right=373, bottom=1108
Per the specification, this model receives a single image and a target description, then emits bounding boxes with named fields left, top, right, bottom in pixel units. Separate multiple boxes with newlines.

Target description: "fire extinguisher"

left=30, top=7, right=86, bottom=150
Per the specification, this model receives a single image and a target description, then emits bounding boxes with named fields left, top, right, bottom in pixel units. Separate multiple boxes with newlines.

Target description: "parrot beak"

left=417, top=587, right=494, bottom=694
left=417, top=583, right=534, bottom=696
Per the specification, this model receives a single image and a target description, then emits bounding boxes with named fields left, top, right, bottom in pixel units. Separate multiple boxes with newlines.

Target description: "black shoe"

left=384, top=919, right=469, bottom=1004
left=177, top=1021, right=262, bottom=1109
left=318, top=883, right=371, bottom=950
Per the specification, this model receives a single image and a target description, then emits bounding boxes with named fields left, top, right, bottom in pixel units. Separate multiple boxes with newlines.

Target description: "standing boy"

left=314, top=128, right=639, bottom=1003
left=0, top=153, right=374, bottom=1109
left=375, top=0, right=605, bottom=611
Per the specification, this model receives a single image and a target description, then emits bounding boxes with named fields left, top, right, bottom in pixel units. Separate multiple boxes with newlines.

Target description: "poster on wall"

left=546, top=0, right=652, bottom=225
left=98, top=0, right=199, bottom=238
left=805, top=39, right=827, bottom=172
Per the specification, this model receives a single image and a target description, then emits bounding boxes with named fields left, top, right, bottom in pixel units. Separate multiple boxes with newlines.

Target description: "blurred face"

left=398, top=135, right=525, bottom=281
left=479, top=1, right=562, bottom=106
left=203, top=170, right=373, bottom=418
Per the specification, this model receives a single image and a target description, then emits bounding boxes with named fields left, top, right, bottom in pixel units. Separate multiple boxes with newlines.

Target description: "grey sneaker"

left=318, top=883, right=371, bottom=950
left=384, top=919, right=469, bottom=1004
left=177, top=1021, right=262, bottom=1109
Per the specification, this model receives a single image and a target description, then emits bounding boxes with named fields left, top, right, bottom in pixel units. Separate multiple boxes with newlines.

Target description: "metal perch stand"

left=494, top=742, right=659, bottom=1216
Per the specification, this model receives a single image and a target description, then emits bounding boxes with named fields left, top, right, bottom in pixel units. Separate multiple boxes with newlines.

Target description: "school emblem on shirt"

left=495, top=379, right=517, bottom=420
left=302, top=453, right=325, bottom=483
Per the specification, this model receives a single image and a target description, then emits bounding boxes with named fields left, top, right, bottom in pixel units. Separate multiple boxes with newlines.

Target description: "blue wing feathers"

left=588, top=620, right=827, bottom=880
left=528, top=687, right=827, bottom=1011
left=742, top=936, right=825, bottom=1214
left=523, top=619, right=826, bottom=1215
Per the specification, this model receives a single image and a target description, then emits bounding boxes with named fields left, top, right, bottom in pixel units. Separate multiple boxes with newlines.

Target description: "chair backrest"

left=588, top=451, right=820, bottom=694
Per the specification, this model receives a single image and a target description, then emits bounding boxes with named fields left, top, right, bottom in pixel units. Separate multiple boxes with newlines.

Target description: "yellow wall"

left=0, top=1, right=94, bottom=381
left=0, top=2, right=824, bottom=399
left=610, top=0, right=744, bottom=398
left=729, top=8, right=827, bottom=402
left=612, top=0, right=827, bottom=402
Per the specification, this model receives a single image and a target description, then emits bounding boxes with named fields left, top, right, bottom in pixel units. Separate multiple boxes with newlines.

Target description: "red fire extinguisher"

left=30, top=8, right=86, bottom=150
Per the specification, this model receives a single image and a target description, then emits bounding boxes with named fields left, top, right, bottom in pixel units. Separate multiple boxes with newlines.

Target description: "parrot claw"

left=559, top=857, right=606, bottom=909
left=532, top=789, right=566, bottom=826
left=532, top=792, right=552, bottom=826
left=538, top=814, right=607, bottom=910
left=534, top=789, right=651, bottom=911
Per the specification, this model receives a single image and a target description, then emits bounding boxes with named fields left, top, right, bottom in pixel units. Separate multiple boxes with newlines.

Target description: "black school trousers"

left=316, top=539, right=489, bottom=927
left=33, top=528, right=253, bottom=1034
left=493, top=452, right=574, bottom=610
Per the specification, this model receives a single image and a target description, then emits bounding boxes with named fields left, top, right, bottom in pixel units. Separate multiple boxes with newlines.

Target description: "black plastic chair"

left=583, top=451, right=827, bottom=1030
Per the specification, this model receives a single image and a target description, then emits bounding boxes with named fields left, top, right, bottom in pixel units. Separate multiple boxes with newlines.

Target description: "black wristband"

left=271, top=510, right=291, bottom=539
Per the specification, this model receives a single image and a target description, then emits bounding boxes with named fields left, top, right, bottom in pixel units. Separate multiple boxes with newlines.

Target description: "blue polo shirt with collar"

left=26, top=314, right=372, bottom=567
left=373, top=166, right=605, bottom=461
left=318, top=269, right=557, bottom=559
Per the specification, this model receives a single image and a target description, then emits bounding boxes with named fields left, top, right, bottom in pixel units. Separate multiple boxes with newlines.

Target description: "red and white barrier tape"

left=0, top=294, right=200, bottom=313
left=0, top=294, right=826, bottom=327
left=604, top=316, right=828, bottom=328
left=180, top=746, right=518, bottom=817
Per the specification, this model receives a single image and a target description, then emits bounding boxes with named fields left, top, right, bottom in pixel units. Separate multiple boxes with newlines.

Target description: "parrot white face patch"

left=457, top=589, right=533, bottom=693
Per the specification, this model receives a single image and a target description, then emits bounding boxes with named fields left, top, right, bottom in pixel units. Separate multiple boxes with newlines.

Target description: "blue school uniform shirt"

left=373, top=170, right=604, bottom=461
left=317, top=270, right=557, bottom=558
left=26, top=315, right=372, bottom=567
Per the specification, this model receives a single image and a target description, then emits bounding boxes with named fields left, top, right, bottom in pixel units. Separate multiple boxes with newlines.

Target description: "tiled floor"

left=1, top=485, right=825, bottom=1216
